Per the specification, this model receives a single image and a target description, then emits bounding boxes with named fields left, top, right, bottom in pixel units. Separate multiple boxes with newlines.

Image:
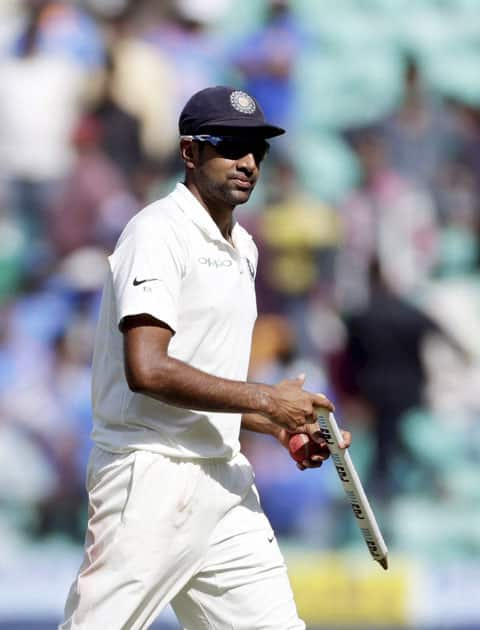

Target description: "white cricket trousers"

left=60, top=446, right=305, bottom=630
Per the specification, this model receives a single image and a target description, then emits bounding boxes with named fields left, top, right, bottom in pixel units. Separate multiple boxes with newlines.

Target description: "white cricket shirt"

left=91, top=183, right=258, bottom=459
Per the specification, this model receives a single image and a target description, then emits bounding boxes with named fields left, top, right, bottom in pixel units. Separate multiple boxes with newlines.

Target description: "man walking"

left=61, top=86, right=350, bottom=629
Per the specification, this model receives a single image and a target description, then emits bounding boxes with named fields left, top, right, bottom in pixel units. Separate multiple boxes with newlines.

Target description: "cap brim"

left=197, top=119, right=285, bottom=139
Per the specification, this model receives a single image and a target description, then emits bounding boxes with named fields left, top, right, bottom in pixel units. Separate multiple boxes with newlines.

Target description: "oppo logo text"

left=198, top=257, right=233, bottom=268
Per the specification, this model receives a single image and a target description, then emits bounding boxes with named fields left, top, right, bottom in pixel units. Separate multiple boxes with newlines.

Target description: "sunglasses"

left=181, top=134, right=270, bottom=164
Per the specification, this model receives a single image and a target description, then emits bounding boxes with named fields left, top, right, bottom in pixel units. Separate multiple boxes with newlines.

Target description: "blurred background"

left=1, top=0, right=480, bottom=628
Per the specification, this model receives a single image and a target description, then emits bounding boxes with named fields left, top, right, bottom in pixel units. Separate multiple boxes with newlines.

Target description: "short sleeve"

left=109, top=216, right=187, bottom=332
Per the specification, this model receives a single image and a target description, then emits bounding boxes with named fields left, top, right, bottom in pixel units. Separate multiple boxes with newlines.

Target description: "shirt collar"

left=170, top=182, right=251, bottom=248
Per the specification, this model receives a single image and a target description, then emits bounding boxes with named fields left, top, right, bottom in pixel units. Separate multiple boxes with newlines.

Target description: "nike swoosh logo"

left=133, top=277, right=160, bottom=286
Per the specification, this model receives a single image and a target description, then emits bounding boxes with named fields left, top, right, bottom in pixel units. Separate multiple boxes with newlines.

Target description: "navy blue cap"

left=179, top=86, right=285, bottom=139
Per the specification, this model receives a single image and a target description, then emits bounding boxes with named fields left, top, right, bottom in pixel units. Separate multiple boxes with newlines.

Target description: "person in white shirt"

left=60, top=86, right=351, bottom=630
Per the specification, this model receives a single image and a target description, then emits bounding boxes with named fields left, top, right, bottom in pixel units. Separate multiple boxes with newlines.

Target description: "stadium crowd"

left=1, top=0, right=480, bottom=564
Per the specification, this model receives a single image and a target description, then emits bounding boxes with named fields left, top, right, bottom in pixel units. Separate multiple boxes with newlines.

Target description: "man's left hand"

left=277, top=423, right=352, bottom=471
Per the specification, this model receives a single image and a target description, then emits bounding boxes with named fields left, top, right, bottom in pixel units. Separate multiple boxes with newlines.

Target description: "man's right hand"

left=266, top=374, right=334, bottom=432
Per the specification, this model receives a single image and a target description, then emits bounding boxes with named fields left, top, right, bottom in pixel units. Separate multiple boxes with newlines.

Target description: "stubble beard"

left=202, top=176, right=253, bottom=208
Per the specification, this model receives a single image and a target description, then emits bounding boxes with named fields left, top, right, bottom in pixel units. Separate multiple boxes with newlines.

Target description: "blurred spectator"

left=0, top=1, right=91, bottom=271
left=418, top=222, right=480, bottom=415
left=453, top=103, right=480, bottom=200
left=339, top=259, right=467, bottom=498
left=230, top=0, right=301, bottom=138
left=434, top=158, right=478, bottom=228
left=336, top=128, right=439, bottom=312
left=254, top=159, right=341, bottom=353
left=381, top=57, right=463, bottom=194
left=14, top=0, right=105, bottom=71
left=89, top=51, right=144, bottom=179
left=48, top=114, right=139, bottom=255
left=0, top=305, right=80, bottom=539
left=0, top=247, right=104, bottom=541
left=248, top=314, right=328, bottom=394
left=0, top=321, right=90, bottom=542
left=31, top=316, right=94, bottom=541
left=143, top=0, right=231, bottom=116
left=99, top=6, right=178, bottom=163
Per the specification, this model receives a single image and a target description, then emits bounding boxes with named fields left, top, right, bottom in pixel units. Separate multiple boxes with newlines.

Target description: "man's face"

left=187, top=135, right=269, bottom=207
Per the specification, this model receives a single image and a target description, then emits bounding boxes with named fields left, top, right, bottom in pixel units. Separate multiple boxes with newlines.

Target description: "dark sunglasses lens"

left=215, top=139, right=269, bottom=162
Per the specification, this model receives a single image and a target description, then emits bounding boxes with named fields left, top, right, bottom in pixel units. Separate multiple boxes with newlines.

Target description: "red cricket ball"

left=288, top=433, right=330, bottom=464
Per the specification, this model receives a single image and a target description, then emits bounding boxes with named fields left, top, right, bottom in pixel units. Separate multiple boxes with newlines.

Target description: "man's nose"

left=236, top=152, right=257, bottom=172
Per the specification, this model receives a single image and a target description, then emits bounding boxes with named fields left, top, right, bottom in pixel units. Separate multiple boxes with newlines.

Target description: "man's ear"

left=180, top=139, right=197, bottom=169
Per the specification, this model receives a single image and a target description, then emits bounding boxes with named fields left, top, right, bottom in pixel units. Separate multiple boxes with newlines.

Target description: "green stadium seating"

left=291, top=129, right=361, bottom=202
